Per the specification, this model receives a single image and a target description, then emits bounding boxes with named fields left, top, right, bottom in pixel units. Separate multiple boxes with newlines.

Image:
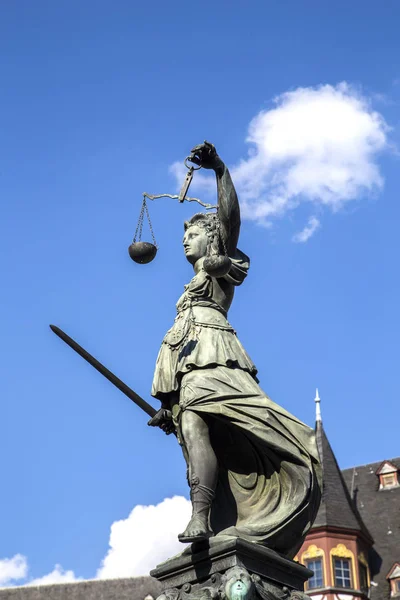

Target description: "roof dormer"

left=387, top=563, right=400, bottom=596
left=376, top=461, right=399, bottom=490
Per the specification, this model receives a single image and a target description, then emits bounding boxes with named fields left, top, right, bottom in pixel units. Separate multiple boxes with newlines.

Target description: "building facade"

left=296, top=392, right=400, bottom=600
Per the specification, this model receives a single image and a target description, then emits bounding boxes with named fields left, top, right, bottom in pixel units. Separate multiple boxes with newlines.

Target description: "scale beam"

left=142, top=192, right=217, bottom=210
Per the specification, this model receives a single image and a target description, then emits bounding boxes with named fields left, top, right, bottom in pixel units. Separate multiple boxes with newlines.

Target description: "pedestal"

left=150, top=538, right=312, bottom=600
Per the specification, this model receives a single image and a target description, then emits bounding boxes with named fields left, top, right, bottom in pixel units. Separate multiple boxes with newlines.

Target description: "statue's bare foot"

left=178, top=513, right=213, bottom=543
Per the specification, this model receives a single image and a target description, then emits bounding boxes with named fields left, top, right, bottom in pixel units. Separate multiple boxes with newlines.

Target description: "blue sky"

left=1, top=0, right=399, bottom=586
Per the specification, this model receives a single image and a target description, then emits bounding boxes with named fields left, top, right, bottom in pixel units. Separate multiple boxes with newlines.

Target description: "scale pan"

left=128, top=241, right=157, bottom=264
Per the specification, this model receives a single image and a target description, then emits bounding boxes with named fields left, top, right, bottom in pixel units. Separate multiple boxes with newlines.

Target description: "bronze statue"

left=51, top=139, right=321, bottom=600
left=147, top=142, right=322, bottom=557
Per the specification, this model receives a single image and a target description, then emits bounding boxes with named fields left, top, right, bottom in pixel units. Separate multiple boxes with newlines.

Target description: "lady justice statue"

left=148, top=141, right=321, bottom=558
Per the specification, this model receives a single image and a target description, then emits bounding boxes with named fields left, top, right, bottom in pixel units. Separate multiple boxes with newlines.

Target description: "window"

left=334, top=558, right=352, bottom=588
left=377, top=461, right=399, bottom=490
left=306, top=559, right=324, bottom=589
left=386, top=563, right=400, bottom=595
left=359, top=562, right=369, bottom=595
left=382, top=473, right=397, bottom=487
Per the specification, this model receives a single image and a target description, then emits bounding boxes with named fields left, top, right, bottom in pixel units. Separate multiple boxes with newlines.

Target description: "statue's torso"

left=163, top=270, right=234, bottom=347
left=151, top=267, right=257, bottom=399
left=177, top=269, right=234, bottom=318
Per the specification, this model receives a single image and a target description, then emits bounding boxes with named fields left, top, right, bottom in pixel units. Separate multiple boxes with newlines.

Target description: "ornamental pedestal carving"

left=151, top=538, right=313, bottom=600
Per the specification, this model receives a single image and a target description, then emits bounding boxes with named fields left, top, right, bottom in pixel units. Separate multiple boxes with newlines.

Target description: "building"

left=296, top=391, right=400, bottom=600
left=0, top=578, right=163, bottom=600
left=1, top=392, right=398, bottom=600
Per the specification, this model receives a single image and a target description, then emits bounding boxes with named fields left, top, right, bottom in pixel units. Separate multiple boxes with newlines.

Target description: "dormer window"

left=376, top=461, right=399, bottom=490
left=387, top=563, right=400, bottom=596
left=382, top=473, right=397, bottom=487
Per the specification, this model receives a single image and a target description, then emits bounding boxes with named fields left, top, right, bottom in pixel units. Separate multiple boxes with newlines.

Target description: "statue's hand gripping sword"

left=50, top=325, right=157, bottom=418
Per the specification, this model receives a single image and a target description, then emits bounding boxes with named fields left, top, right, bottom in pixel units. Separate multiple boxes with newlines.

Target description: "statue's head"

left=183, top=212, right=219, bottom=265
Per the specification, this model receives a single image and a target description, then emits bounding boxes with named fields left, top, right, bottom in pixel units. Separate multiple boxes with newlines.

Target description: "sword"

left=49, top=325, right=157, bottom=418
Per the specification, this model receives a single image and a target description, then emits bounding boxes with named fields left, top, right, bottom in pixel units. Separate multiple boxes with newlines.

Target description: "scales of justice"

left=51, top=141, right=322, bottom=600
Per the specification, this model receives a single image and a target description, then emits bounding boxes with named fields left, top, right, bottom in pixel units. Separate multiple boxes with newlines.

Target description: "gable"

left=376, top=461, right=398, bottom=475
left=388, top=564, right=400, bottom=580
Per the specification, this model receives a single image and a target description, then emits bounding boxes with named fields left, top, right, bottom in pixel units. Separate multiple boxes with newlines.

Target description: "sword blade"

left=50, top=324, right=157, bottom=418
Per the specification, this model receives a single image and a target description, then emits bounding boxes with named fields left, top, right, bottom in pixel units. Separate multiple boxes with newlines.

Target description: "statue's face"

left=183, top=225, right=209, bottom=264
left=224, top=567, right=253, bottom=600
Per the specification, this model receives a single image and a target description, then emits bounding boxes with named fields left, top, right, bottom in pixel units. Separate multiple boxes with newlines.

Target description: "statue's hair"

left=184, top=212, right=220, bottom=255
left=184, top=212, right=218, bottom=234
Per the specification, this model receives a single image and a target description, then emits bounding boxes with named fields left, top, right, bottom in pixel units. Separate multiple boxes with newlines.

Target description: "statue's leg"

left=181, top=410, right=218, bottom=489
left=178, top=410, right=217, bottom=543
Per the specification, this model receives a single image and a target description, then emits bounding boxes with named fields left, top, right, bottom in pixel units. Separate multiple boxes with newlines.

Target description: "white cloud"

left=27, top=565, right=80, bottom=587
left=0, top=556, right=79, bottom=589
left=0, top=555, right=28, bottom=586
left=292, top=216, right=321, bottom=243
left=97, top=496, right=192, bottom=578
left=0, top=496, right=191, bottom=587
left=171, top=83, right=391, bottom=241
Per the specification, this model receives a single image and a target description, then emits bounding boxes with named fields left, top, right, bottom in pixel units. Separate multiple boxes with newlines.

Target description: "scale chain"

left=143, top=199, right=157, bottom=246
left=138, top=200, right=144, bottom=242
left=133, top=198, right=157, bottom=246
left=133, top=199, right=145, bottom=243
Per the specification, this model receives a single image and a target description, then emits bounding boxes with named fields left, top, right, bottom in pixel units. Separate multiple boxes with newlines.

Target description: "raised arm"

left=189, top=142, right=241, bottom=256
